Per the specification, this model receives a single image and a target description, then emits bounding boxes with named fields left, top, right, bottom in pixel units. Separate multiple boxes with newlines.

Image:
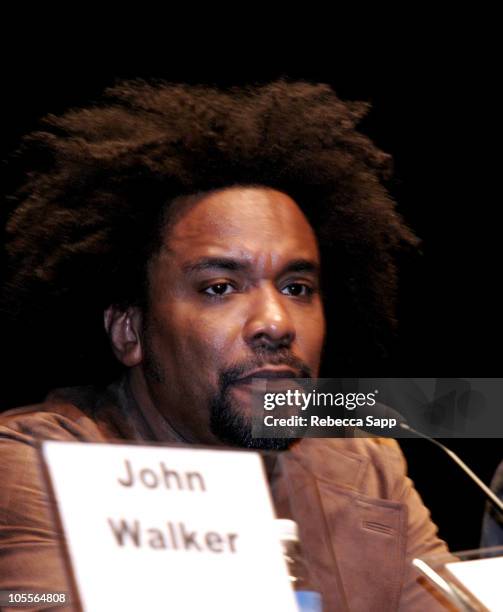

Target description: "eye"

left=202, top=282, right=236, bottom=297
left=281, top=283, right=314, bottom=297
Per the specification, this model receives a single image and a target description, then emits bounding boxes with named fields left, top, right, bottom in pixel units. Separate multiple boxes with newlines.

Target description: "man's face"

left=140, top=187, right=325, bottom=447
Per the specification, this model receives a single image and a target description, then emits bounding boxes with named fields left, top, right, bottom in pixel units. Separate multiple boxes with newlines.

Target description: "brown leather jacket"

left=0, top=379, right=452, bottom=611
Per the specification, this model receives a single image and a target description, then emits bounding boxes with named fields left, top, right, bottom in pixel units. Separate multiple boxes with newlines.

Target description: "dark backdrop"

left=0, top=55, right=500, bottom=553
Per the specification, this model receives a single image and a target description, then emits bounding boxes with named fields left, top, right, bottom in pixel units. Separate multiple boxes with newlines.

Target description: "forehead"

left=161, top=187, right=320, bottom=264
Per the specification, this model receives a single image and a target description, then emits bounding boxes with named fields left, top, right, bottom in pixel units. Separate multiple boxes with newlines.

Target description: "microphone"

left=358, top=403, right=503, bottom=516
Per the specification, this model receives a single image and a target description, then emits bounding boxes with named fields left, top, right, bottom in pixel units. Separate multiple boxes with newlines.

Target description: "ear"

left=104, top=306, right=143, bottom=367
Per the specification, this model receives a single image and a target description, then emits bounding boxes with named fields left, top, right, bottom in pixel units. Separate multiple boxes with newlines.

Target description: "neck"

left=126, top=368, right=188, bottom=443
left=126, top=367, right=225, bottom=446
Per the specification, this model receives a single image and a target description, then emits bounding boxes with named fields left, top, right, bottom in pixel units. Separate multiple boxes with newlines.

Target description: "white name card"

left=42, top=441, right=297, bottom=612
left=446, top=556, right=503, bottom=611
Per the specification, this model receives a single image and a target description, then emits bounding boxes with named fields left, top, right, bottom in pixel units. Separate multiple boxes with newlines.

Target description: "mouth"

left=233, top=367, right=298, bottom=385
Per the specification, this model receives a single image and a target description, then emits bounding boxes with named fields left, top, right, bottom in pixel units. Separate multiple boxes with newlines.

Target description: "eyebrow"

left=182, top=257, right=320, bottom=276
left=285, top=259, right=320, bottom=275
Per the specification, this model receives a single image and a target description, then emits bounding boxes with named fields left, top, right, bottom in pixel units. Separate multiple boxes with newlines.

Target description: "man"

left=0, top=81, right=451, bottom=610
left=481, top=460, right=503, bottom=546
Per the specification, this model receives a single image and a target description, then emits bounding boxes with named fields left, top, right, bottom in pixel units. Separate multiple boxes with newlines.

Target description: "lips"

left=234, top=368, right=298, bottom=385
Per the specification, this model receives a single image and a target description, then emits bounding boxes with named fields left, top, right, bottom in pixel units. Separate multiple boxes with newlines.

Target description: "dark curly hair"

left=1, top=79, right=418, bottom=395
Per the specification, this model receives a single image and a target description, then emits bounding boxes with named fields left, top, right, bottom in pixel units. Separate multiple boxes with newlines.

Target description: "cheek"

left=295, top=308, right=326, bottom=362
left=148, top=307, right=240, bottom=382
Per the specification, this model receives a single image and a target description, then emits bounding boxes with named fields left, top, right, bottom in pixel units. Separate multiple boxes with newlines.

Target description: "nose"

left=243, top=285, right=296, bottom=350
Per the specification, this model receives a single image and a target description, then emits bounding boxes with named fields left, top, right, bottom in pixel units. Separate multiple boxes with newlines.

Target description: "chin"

left=241, top=437, right=297, bottom=451
left=209, top=396, right=295, bottom=450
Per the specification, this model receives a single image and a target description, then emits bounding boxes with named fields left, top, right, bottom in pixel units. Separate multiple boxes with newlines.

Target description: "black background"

left=0, top=42, right=500, bottom=553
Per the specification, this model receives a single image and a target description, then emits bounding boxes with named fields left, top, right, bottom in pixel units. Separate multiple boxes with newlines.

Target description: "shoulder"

left=490, top=459, right=503, bottom=494
left=0, top=385, right=110, bottom=445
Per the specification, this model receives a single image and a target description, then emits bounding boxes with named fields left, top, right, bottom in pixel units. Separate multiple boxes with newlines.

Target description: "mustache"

left=219, top=349, right=313, bottom=390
